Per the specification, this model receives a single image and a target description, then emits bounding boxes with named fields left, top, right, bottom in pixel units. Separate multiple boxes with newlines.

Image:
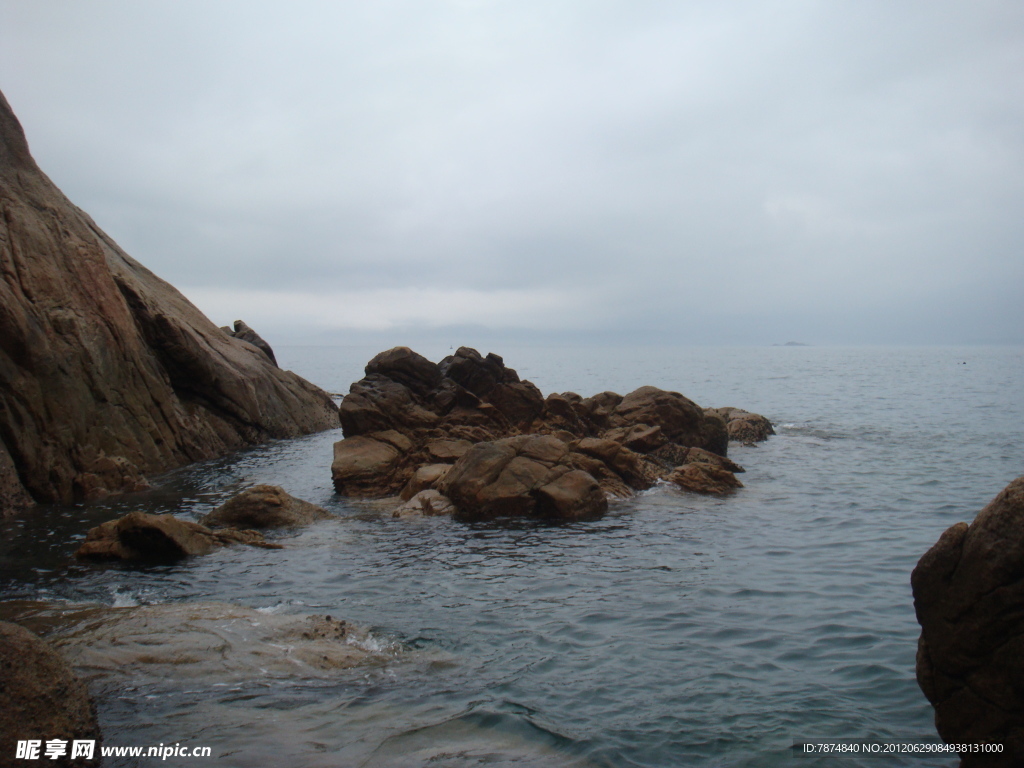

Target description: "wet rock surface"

left=0, top=621, right=101, bottom=766
left=1, top=602, right=395, bottom=683
left=709, top=408, right=776, bottom=444
left=332, top=346, right=770, bottom=520
left=200, top=484, right=332, bottom=529
left=912, top=475, right=1024, bottom=766
left=0, top=90, right=337, bottom=512
left=75, top=511, right=280, bottom=561
left=668, top=463, right=744, bottom=495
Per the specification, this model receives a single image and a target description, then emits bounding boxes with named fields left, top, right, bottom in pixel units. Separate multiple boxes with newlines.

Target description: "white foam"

left=110, top=587, right=139, bottom=608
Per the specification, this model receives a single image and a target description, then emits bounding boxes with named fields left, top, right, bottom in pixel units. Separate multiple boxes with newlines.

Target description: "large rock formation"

left=0, top=621, right=101, bottom=766
left=0, top=89, right=337, bottom=512
left=912, top=476, right=1024, bottom=766
left=332, top=346, right=769, bottom=520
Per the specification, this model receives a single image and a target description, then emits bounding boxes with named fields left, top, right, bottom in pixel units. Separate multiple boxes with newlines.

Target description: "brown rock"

left=365, top=346, right=442, bottom=395
left=0, top=89, right=338, bottom=510
left=71, top=454, right=150, bottom=501
left=0, top=438, right=33, bottom=515
left=438, top=347, right=545, bottom=429
left=610, top=386, right=728, bottom=456
left=571, top=437, right=661, bottom=490
left=438, top=435, right=606, bottom=521
left=710, top=407, right=775, bottom=443
left=400, top=464, right=451, bottom=501
left=668, top=463, right=744, bottom=495
left=425, top=438, right=474, bottom=462
left=0, top=621, right=101, bottom=766
left=329, top=345, right=770, bottom=509
left=533, top=470, right=607, bottom=521
left=912, top=476, right=1024, bottom=766
left=680, top=446, right=745, bottom=474
left=75, top=511, right=279, bottom=561
left=200, top=485, right=332, bottom=528
left=331, top=436, right=402, bottom=496
left=225, top=319, right=277, bottom=366
left=338, top=375, right=441, bottom=436
left=393, top=489, right=456, bottom=518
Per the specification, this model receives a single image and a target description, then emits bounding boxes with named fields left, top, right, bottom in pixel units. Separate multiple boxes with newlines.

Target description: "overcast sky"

left=1, top=1, right=1021, bottom=345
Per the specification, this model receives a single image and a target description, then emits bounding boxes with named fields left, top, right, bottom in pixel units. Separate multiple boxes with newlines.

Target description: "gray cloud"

left=2, top=0, right=1021, bottom=343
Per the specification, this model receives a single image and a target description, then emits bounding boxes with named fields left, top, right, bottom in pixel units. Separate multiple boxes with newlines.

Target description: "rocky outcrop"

left=912, top=476, right=1024, bottom=766
left=0, top=89, right=338, bottom=512
left=199, top=485, right=332, bottom=529
left=0, top=621, right=101, bottom=766
left=221, top=319, right=277, bottom=366
left=75, top=511, right=280, bottom=561
left=708, top=407, right=775, bottom=444
left=668, top=463, right=744, bottom=495
left=438, top=435, right=608, bottom=522
left=331, top=346, right=764, bottom=520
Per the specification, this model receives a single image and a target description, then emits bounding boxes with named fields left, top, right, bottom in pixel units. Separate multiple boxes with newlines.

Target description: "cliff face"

left=0, top=90, right=337, bottom=510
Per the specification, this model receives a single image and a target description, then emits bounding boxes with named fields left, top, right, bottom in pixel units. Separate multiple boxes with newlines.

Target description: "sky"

left=1, top=0, right=1022, bottom=346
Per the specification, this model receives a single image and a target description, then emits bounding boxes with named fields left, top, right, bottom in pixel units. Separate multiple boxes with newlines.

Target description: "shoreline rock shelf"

left=332, top=346, right=772, bottom=521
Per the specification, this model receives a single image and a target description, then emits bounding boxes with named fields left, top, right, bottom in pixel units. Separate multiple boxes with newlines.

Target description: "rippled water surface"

left=2, top=345, right=1022, bottom=767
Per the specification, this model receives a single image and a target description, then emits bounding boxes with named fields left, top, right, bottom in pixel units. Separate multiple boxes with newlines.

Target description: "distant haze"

left=2, top=1, right=1021, bottom=346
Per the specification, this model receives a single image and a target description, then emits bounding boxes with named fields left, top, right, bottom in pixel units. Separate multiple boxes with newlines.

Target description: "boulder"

left=331, top=435, right=404, bottom=496
left=0, top=621, right=101, bottom=766
left=912, top=476, right=1024, bottom=766
left=668, top=463, right=744, bottom=495
left=532, top=469, right=608, bottom=521
left=609, top=386, right=726, bottom=454
left=393, top=489, right=457, bottom=518
left=438, top=348, right=545, bottom=429
left=200, top=485, right=332, bottom=528
left=75, top=511, right=279, bottom=561
left=0, top=89, right=338, bottom=511
left=224, top=319, right=278, bottom=366
left=400, top=464, right=451, bottom=501
left=709, top=407, right=775, bottom=444
left=678, top=446, right=745, bottom=474
left=438, top=435, right=607, bottom=521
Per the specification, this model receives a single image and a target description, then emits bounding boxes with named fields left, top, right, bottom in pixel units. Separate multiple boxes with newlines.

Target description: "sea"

left=1, top=343, right=1021, bottom=767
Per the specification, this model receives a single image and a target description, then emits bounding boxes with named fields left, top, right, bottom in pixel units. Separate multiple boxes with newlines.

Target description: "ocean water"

left=1, top=344, right=1021, bottom=767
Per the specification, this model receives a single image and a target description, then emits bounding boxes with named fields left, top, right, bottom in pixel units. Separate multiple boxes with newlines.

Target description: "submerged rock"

left=912, top=475, right=1024, bottom=766
left=200, top=485, right=332, bottom=529
left=668, top=464, right=744, bottom=495
left=5, top=602, right=396, bottom=683
left=0, top=621, right=101, bottom=765
left=0, top=89, right=337, bottom=513
left=75, top=511, right=280, bottom=561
